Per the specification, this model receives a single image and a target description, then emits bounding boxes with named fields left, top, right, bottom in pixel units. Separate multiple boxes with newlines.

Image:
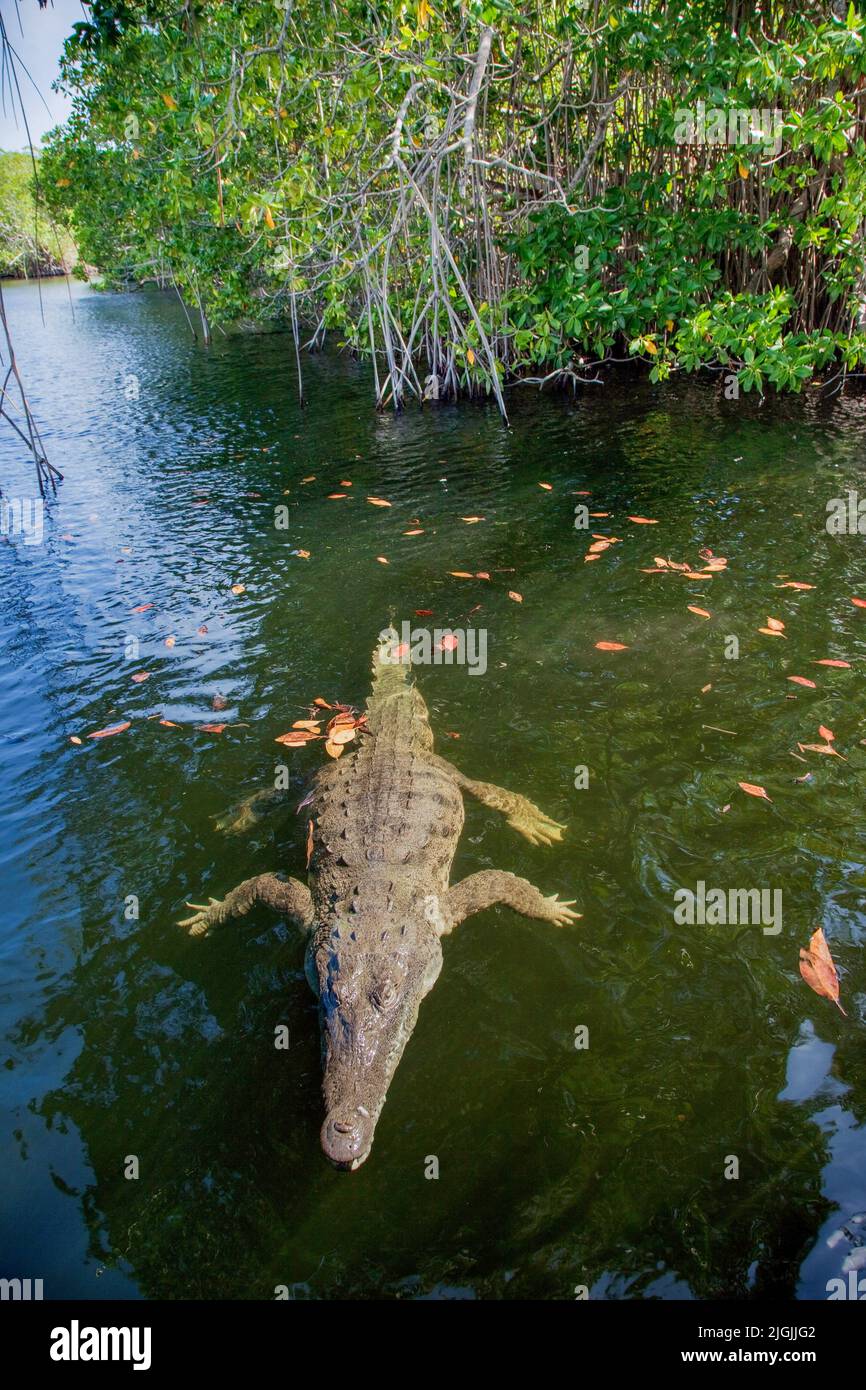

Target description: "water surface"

left=1, top=278, right=865, bottom=1300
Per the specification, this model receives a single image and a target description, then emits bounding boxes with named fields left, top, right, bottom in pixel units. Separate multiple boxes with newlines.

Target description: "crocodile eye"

left=371, top=980, right=397, bottom=1011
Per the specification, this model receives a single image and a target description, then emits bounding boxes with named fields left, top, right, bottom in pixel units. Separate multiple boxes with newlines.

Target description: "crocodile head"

left=316, top=920, right=443, bottom=1170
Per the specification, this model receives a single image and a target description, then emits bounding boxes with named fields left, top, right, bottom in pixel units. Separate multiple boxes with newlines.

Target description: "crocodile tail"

left=372, top=624, right=411, bottom=690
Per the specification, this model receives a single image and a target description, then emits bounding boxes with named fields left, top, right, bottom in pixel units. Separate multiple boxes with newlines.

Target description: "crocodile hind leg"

left=443, top=870, right=581, bottom=933
left=214, top=786, right=290, bottom=834
left=429, top=756, right=565, bottom=846
left=179, top=873, right=313, bottom=937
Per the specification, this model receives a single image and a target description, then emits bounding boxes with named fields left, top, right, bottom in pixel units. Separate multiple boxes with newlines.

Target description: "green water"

left=1, top=278, right=865, bottom=1300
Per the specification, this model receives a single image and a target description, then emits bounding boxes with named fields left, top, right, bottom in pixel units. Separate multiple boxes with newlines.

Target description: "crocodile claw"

left=178, top=896, right=223, bottom=936
left=506, top=800, right=566, bottom=846
left=544, top=895, right=582, bottom=927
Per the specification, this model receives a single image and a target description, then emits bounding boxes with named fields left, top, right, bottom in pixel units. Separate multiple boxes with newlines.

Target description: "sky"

left=1, top=0, right=82, bottom=150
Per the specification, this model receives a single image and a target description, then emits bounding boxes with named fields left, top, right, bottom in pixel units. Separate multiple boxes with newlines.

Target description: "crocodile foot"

left=178, top=897, right=224, bottom=936
left=506, top=796, right=566, bottom=847
left=543, top=894, right=582, bottom=927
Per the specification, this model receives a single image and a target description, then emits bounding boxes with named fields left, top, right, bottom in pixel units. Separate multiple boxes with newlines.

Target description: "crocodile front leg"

left=429, top=756, right=565, bottom=846
left=443, top=870, right=581, bottom=932
left=178, top=873, right=313, bottom=937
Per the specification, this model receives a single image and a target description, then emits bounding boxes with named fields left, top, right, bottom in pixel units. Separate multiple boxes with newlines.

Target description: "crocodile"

left=179, top=636, right=579, bottom=1170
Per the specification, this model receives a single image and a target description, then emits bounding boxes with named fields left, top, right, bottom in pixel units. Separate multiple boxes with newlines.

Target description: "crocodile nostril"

left=333, top=1121, right=353, bottom=1134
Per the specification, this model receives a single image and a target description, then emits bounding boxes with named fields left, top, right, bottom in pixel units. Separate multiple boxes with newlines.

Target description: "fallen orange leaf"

left=275, top=730, right=318, bottom=745
left=627, top=516, right=658, bottom=524
left=367, top=497, right=392, bottom=507
left=766, top=616, right=785, bottom=631
left=293, top=720, right=321, bottom=732
left=595, top=641, right=628, bottom=651
left=799, top=927, right=846, bottom=1014
left=758, top=627, right=786, bottom=637
left=198, top=723, right=227, bottom=734
left=231, top=583, right=246, bottom=595
left=508, top=591, right=523, bottom=603
left=88, top=722, right=131, bottom=739
left=131, top=672, right=151, bottom=683
left=738, top=781, right=771, bottom=801
left=403, top=529, right=424, bottom=536
left=313, top=697, right=332, bottom=709
left=788, top=676, right=816, bottom=688
left=776, top=582, right=814, bottom=590
left=851, top=597, right=866, bottom=608
left=687, top=606, right=711, bottom=619
left=818, top=725, right=835, bottom=742
left=539, top=482, right=553, bottom=491
left=130, top=604, right=153, bottom=614
left=69, top=735, right=83, bottom=745
left=449, top=571, right=474, bottom=579
left=376, top=556, right=389, bottom=565
left=324, top=738, right=344, bottom=758
left=813, top=659, right=850, bottom=668
left=165, top=635, right=176, bottom=648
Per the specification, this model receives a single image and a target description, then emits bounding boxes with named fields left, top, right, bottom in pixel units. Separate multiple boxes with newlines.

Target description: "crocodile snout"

left=321, top=1109, right=373, bottom=1170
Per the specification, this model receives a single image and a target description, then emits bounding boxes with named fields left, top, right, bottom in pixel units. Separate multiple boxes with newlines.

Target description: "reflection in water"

left=0, top=278, right=864, bottom=1299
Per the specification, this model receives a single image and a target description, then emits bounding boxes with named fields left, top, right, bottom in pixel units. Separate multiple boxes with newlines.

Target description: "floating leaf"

left=313, top=697, right=332, bottom=709
left=132, top=672, right=152, bottom=684
left=701, top=683, right=712, bottom=693
left=851, top=597, right=866, bottom=608
left=758, top=626, right=786, bottom=637
left=275, top=730, right=318, bottom=745
left=403, top=529, right=424, bottom=536
left=799, top=927, right=846, bottom=1014
left=165, top=635, right=176, bottom=648
left=475, top=571, right=490, bottom=580
left=327, top=493, right=347, bottom=499
left=376, top=556, right=389, bottom=565
left=461, top=516, right=484, bottom=523
left=131, top=603, right=153, bottom=614
left=687, top=606, right=711, bottom=619
left=231, top=583, right=246, bottom=595
left=329, top=726, right=357, bottom=746
left=683, top=572, right=712, bottom=580
left=324, top=738, right=344, bottom=758
left=367, top=497, right=392, bottom=507
left=69, top=735, right=82, bottom=745
left=88, top=721, right=131, bottom=739
left=539, top=482, right=553, bottom=491
left=818, top=725, right=835, bottom=743
left=415, top=608, right=433, bottom=617
left=449, top=571, right=474, bottom=579
left=295, top=549, right=310, bottom=559
left=788, top=676, right=817, bottom=688
left=159, top=719, right=179, bottom=728
left=198, top=723, right=227, bottom=734
left=627, top=516, right=658, bottom=524
left=508, top=591, right=523, bottom=603
left=589, top=539, right=612, bottom=553
left=813, top=659, right=850, bottom=668
left=595, top=641, right=628, bottom=651
left=738, top=781, right=771, bottom=801
left=776, top=582, right=814, bottom=590
left=766, top=616, right=785, bottom=632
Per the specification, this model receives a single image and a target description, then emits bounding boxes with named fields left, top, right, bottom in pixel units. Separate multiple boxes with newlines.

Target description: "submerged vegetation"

left=40, top=1, right=866, bottom=405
